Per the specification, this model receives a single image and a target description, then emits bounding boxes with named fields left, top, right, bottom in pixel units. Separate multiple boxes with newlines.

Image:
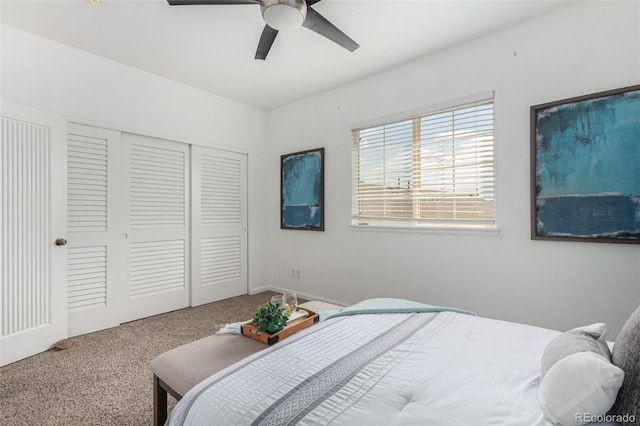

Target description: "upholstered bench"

left=150, top=300, right=341, bottom=425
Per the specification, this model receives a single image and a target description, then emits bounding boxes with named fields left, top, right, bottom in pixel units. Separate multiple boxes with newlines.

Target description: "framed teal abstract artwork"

left=281, top=148, right=324, bottom=231
left=531, top=85, right=640, bottom=244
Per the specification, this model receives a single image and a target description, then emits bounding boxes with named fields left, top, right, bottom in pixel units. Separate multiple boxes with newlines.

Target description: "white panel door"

left=1, top=101, right=67, bottom=366
left=66, top=123, right=123, bottom=337
left=121, top=133, right=190, bottom=322
left=191, top=146, right=247, bottom=306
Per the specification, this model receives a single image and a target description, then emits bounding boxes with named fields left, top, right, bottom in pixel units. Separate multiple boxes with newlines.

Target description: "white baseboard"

left=249, top=285, right=347, bottom=307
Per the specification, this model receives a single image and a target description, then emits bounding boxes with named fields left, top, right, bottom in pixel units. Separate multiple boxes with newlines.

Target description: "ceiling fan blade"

left=255, top=25, right=279, bottom=60
left=306, top=0, right=323, bottom=5
left=302, top=7, right=359, bottom=52
left=167, top=0, right=259, bottom=5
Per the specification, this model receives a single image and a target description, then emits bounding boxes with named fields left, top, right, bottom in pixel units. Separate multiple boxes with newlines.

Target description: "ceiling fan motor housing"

left=260, top=0, right=307, bottom=31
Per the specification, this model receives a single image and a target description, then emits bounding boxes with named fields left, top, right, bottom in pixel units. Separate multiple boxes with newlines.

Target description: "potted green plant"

left=253, top=302, right=290, bottom=334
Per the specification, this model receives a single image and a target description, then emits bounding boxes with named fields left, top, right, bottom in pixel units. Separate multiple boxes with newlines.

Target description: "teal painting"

left=281, top=148, right=324, bottom=230
left=531, top=85, right=640, bottom=244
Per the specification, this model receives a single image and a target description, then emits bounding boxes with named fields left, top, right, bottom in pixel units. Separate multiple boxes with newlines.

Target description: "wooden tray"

left=241, top=309, right=319, bottom=345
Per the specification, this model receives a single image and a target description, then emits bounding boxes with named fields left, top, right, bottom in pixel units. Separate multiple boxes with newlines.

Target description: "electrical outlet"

left=295, top=269, right=301, bottom=279
left=291, top=268, right=296, bottom=278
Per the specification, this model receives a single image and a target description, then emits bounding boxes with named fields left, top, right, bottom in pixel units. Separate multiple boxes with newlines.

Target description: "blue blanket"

left=317, top=298, right=476, bottom=322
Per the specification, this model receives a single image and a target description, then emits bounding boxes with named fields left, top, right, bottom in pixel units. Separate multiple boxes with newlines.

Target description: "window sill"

left=349, top=223, right=500, bottom=237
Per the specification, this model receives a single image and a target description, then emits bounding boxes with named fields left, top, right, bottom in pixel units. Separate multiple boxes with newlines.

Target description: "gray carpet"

left=0, top=291, right=288, bottom=425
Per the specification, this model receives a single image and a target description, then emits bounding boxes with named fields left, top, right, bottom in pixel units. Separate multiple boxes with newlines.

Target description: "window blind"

left=352, top=97, right=495, bottom=227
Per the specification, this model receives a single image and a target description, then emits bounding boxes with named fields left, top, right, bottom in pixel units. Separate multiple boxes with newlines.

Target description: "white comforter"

left=170, top=311, right=561, bottom=425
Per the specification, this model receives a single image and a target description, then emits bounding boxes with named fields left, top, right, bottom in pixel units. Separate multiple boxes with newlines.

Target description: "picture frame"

left=281, top=148, right=325, bottom=231
left=530, top=85, right=640, bottom=244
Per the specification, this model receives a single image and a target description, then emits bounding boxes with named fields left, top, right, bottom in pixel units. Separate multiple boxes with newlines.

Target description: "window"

left=351, top=94, right=495, bottom=228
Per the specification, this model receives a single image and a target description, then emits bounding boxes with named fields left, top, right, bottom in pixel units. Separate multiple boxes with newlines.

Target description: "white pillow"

left=539, top=323, right=625, bottom=426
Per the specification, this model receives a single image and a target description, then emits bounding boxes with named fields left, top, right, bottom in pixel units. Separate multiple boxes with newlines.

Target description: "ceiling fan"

left=167, top=0, right=360, bottom=60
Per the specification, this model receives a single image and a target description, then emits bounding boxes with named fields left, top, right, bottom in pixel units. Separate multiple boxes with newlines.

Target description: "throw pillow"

left=539, top=323, right=624, bottom=426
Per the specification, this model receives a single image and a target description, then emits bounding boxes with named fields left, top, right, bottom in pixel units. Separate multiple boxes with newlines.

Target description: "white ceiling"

left=1, top=0, right=577, bottom=110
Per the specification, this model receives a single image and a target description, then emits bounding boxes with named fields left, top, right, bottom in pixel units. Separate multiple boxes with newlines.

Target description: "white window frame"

left=350, top=92, right=498, bottom=235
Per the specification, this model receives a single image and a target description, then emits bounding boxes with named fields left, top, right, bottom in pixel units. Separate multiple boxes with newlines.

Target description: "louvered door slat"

left=131, top=272, right=185, bottom=287
left=201, top=154, right=241, bottom=226
left=129, top=248, right=185, bottom=299
left=129, top=240, right=185, bottom=298
left=68, top=245, right=107, bottom=313
left=68, top=133, right=108, bottom=232
left=200, top=236, right=241, bottom=286
left=129, top=141, right=186, bottom=229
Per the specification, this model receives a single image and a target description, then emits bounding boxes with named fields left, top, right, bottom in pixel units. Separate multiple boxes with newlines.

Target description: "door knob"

left=55, top=238, right=68, bottom=246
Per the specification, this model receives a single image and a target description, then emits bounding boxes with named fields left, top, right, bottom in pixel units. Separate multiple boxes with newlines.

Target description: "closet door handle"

left=55, top=238, right=68, bottom=246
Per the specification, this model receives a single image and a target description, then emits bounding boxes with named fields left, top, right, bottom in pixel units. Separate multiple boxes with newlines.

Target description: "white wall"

left=264, top=1, right=640, bottom=336
left=0, top=25, right=268, bottom=293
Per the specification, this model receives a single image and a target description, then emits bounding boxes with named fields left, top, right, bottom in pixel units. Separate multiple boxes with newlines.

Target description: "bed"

left=167, top=299, right=639, bottom=426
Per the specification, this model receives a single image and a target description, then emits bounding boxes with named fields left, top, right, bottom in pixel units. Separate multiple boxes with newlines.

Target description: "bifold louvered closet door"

left=191, top=146, right=247, bottom=306
left=120, top=133, right=190, bottom=322
left=66, top=126, right=247, bottom=334
left=66, top=128, right=191, bottom=330
left=66, top=124, right=122, bottom=337
left=1, top=101, right=67, bottom=366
